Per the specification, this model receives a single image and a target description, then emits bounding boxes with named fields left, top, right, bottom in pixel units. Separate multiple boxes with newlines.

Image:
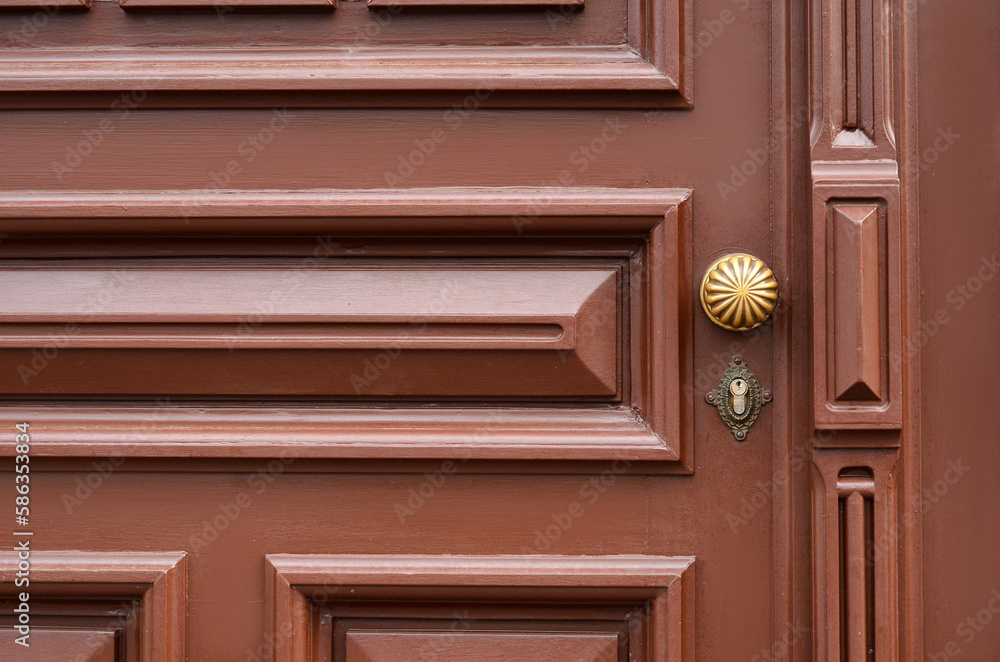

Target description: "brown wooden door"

left=0, top=0, right=931, bottom=660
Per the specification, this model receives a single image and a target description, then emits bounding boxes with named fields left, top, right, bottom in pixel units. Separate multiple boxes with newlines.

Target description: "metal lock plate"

left=705, top=356, right=772, bottom=441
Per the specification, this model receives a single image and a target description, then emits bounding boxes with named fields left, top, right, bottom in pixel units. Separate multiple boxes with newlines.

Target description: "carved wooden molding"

left=812, top=453, right=898, bottom=662
left=266, top=554, right=695, bottom=662
left=0, top=0, right=689, bottom=106
left=808, top=0, right=919, bottom=658
left=812, top=166, right=902, bottom=429
left=0, top=551, right=187, bottom=662
left=811, top=0, right=903, bottom=430
left=0, top=187, right=693, bottom=467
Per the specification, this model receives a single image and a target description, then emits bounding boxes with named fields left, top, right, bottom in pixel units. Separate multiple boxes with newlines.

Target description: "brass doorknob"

left=700, top=253, right=779, bottom=331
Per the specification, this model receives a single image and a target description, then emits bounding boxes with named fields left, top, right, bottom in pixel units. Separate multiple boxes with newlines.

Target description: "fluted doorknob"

left=699, top=253, right=779, bottom=332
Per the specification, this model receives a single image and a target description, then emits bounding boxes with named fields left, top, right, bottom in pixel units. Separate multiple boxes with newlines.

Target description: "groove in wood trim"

left=837, top=469, right=876, bottom=661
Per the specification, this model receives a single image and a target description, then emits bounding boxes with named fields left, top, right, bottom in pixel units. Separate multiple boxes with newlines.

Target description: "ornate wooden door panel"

left=0, top=0, right=925, bottom=660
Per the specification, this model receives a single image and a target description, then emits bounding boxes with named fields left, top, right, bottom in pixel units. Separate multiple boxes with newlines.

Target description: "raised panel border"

left=0, top=187, right=693, bottom=469
left=0, top=0, right=690, bottom=106
left=811, top=165, right=902, bottom=430
left=265, top=554, right=695, bottom=662
left=0, top=550, right=187, bottom=662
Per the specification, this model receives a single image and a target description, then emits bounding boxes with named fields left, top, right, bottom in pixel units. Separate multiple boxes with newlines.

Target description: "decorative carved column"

left=809, top=0, right=920, bottom=658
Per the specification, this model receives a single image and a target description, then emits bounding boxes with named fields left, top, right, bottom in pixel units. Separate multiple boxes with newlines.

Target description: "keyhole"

left=730, top=378, right=748, bottom=415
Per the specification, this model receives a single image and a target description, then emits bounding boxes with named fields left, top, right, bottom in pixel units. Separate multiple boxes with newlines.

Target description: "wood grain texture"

left=813, top=455, right=897, bottom=662
left=267, top=554, right=694, bottom=662
left=0, top=551, right=187, bottom=662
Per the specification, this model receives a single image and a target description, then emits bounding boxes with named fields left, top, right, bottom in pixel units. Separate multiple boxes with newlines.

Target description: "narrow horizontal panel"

left=0, top=265, right=619, bottom=399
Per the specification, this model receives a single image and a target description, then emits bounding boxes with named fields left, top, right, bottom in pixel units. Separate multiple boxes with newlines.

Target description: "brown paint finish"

left=0, top=0, right=942, bottom=660
left=917, top=1, right=1000, bottom=660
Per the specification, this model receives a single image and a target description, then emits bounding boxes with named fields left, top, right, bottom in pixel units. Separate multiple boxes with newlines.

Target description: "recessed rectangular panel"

left=0, top=264, right=618, bottom=399
left=831, top=203, right=884, bottom=402
left=812, top=180, right=901, bottom=431
left=344, top=630, right=619, bottom=662
left=0, top=187, right=691, bottom=464
left=0, top=0, right=688, bottom=105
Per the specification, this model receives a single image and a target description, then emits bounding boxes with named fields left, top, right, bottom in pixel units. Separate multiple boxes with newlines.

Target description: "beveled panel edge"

left=0, top=0, right=689, bottom=105
left=0, top=550, right=187, bottom=662
left=811, top=177, right=902, bottom=430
